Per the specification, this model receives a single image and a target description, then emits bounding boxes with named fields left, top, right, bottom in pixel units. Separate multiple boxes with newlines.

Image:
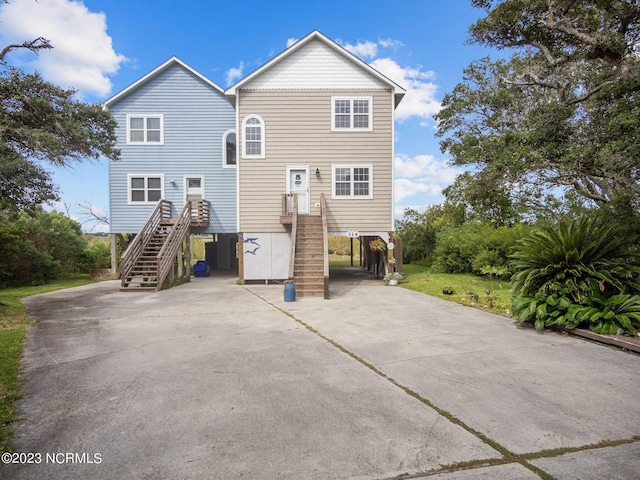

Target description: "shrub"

left=430, top=222, right=532, bottom=275
left=569, top=294, right=640, bottom=336
left=511, top=215, right=640, bottom=301
left=0, top=209, right=92, bottom=286
left=81, top=239, right=112, bottom=270
left=0, top=220, right=58, bottom=286
left=511, top=215, right=640, bottom=335
left=430, top=223, right=485, bottom=273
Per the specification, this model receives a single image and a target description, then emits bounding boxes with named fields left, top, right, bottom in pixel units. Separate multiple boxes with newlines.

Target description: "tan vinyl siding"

left=238, top=89, right=393, bottom=233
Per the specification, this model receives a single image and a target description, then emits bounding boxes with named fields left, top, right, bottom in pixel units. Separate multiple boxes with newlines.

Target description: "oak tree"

left=436, top=0, right=640, bottom=219
left=0, top=34, right=119, bottom=211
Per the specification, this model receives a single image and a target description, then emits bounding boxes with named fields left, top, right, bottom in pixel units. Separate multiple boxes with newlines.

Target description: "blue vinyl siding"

left=108, top=63, right=236, bottom=234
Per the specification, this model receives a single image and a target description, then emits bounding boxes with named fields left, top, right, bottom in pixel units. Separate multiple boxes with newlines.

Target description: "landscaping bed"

left=399, top=263, right=640, bottom=354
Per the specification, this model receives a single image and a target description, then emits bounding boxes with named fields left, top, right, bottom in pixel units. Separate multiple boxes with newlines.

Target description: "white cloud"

left=396, top=153, right=452, bottom=179
left=338, top=39, right=378, bottom=59
left=226, top=61, right=244, bottom=86
left=395, top=178, right=434, bottom=202
left=378, top=37, right=404, bottom=50
left=286, top=37, right=299, bottom=48
left=370, top=58, right=441, bottom=122
left=0, top=0, right=126, bottom=98
left=394, top=153, right=462, bottom=202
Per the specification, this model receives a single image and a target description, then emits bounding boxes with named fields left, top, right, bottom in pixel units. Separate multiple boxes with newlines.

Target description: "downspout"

left=235, top=93, right=242, bottom=282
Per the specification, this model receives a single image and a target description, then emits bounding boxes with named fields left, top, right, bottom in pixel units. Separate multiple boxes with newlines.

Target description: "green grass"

left=329, top=258, right=514, bottom=316
left=398, top=264, right=514, bottom=317
left=0, top=275, right=97, bottom=451
left=329, top=253, right=362, bottom=268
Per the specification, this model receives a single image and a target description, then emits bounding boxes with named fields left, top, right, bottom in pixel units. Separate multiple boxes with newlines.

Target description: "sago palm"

left=510, top=215, right=640, bottom=334
left=510, top=215, right=640, bottom=302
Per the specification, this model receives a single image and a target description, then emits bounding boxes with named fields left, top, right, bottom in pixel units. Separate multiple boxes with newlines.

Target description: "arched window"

left=222, top=130, right=236, bottom=167
left=242, top=115, right=265, bottom=158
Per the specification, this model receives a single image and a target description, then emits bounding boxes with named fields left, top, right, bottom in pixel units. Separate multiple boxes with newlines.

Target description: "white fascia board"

left=224, top=30, right=406, bottom=107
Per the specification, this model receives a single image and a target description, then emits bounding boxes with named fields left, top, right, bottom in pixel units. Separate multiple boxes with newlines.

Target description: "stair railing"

left=156, top=201, right=192, bottom=291
left=118, top=199, right=172, bottom=285
left=190, top=199, right=210, bottom=227
left=320, top=193, right=329, bottom=299
left=287, top=194, right=298, bottom=280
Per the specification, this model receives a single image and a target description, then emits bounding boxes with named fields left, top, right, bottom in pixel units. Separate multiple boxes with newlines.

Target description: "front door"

left=185, top=176, right=204, bottom=223
left=287, top=167, right=309, bottom=215
left=185, top=177, right=204, bottom=202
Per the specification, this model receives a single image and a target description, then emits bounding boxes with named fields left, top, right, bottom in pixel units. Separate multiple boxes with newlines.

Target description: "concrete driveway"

left=3, top=269, right=640, bottom=479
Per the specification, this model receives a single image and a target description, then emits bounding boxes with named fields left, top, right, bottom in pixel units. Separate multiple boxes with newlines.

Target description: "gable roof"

left=103, top=56, right=224, bottom=109
left=225, top=30, right=406, bottom=107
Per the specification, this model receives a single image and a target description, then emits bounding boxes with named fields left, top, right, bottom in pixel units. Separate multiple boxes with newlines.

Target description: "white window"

left=242, top=115, right=265, bottom=158
left=222, top=130, right=237, bottom=167
left=331, top=97, right=372, bottom=131
left=126, top=114, right=164, bottom=144
left=332, top=165, right=373, bottom=199
left=128, top=174, right=164, bottom=204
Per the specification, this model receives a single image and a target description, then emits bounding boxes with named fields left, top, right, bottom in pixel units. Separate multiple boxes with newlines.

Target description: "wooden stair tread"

left=292, top=213, right=327, bottom=298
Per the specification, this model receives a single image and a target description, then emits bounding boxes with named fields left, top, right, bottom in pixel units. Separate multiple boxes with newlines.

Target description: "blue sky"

left=0, top=0, right=497, bottom=232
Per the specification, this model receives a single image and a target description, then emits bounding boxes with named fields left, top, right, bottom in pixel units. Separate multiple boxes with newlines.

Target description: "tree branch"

left=78, top=202, right=109, bottom=232
left=566, top=80, right=616, bottom=105
left=0, top=37, right=53, bottom=64
left=499, top=75, right=557, bottom=90
left=572, top=177, right=609, bottom=204
left=543, top=2, right=600, bottom=48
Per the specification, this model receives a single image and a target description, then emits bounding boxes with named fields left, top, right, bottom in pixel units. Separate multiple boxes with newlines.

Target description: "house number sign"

left=346, top=231, right=360, bottom=238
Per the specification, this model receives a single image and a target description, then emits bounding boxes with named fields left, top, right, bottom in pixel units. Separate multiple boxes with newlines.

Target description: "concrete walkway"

left=3, top=270, right=640, bottom=479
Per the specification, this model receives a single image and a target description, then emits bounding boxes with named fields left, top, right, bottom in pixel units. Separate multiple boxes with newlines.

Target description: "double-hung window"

left=331, top=97, right=372, bottom=131
left=128, top=175, right=164, bottom=204
left=332, top=165, right=373, bottom=199
left=242, top=115, right=265, bottom=158
left=126, top=114, right=164, bottom=144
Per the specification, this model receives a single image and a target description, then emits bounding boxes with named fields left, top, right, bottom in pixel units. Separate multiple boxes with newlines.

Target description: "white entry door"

left=185, top=176, right=204, bottom=202
left=185, top=176, right=204, bottom=223
left=287, top=167, right=309, bottom=215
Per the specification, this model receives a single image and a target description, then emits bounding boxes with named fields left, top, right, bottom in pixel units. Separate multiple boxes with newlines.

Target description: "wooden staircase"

left=121, top=220, right=174, bottom=290
left=118, top=199, right=196, bottom=292
left=293, top=215, right=326, bottom=297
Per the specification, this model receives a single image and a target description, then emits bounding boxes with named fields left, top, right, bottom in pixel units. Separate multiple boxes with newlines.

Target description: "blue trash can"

left=284, top=282, right=296, bottom=302
left=193, top=260, right=211, bottom=277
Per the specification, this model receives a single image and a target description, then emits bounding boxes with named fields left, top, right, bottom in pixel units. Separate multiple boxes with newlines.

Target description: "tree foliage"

left=436, top=0, right=640, bottom=218
left=0, top=209, right=102, bottom=286
left=395, top=204, right=531, bottom=276
left=430, top=221, right=532, bottom=275
left=0, top=33, right=119, bottom=212
left=395, top=204, right=466, bottom=263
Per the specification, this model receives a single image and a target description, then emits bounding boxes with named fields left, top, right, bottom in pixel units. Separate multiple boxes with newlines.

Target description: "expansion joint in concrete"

left=246, top=288, right=560, bottom=479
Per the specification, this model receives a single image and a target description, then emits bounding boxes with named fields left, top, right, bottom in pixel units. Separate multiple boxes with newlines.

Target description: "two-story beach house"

left=227, top=30, right=405, bottom=297
left=106, top=30, right=405, bottom=297
left=104, top=57, right=237, bottom=290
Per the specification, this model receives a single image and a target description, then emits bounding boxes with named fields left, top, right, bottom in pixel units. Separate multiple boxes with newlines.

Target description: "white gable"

left=244, top=39, right=388, bottom=90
